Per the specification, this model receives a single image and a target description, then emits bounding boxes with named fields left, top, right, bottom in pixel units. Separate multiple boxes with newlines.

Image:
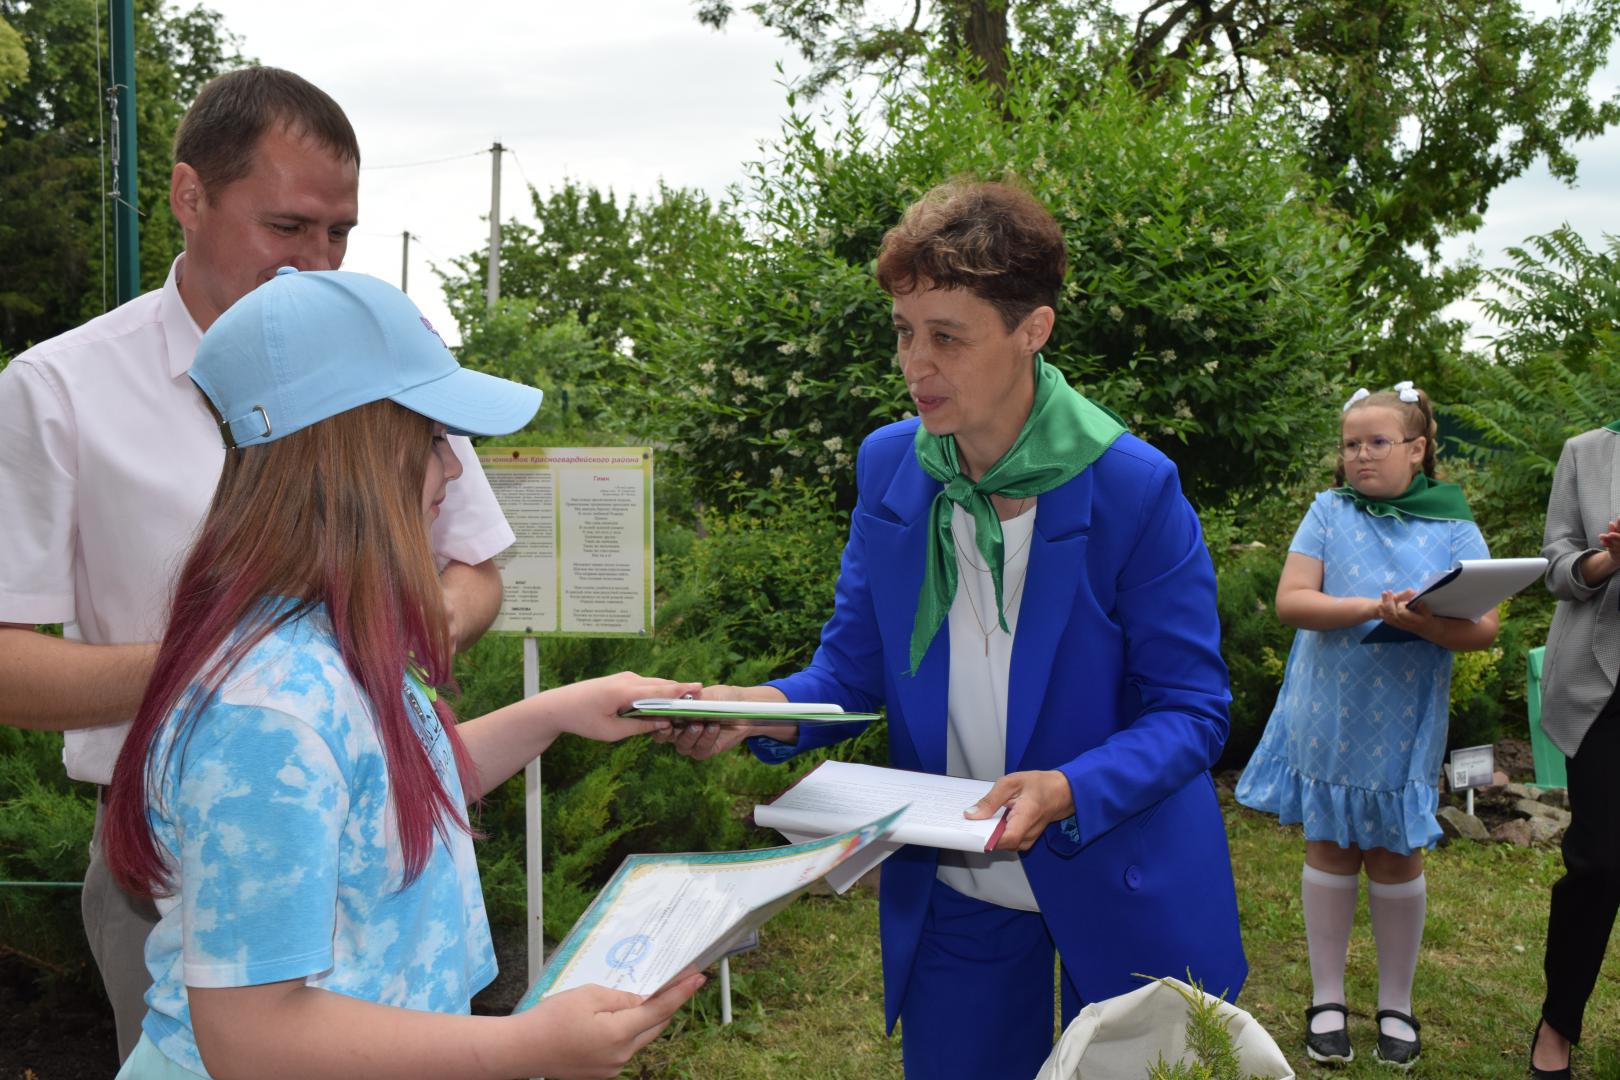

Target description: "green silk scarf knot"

left=907, top=355, right=1125, bottom=675
left=1330, top=472, right=1474, bottom=523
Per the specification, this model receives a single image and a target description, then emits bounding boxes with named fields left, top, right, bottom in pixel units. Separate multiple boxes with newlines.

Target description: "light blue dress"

left=131, top=606, right=495, bottom=1078
left=1235, top=490, right=1489, bottom=854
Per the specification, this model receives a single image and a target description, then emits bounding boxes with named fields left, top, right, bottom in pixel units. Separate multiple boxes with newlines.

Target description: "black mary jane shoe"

left=1530, top=1019, right=1572, bottom=1080
left=1304, top=1002, right=1353, bottom=1065
left=1374, top=1009, right=1421, bottom=1070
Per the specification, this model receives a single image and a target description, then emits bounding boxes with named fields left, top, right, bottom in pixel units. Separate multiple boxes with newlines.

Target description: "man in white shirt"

left=0, top=67, right=514, bottom=1063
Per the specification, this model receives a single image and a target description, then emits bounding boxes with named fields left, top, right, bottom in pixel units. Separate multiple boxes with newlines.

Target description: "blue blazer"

left=763, top=418, right=1248, bottom=1029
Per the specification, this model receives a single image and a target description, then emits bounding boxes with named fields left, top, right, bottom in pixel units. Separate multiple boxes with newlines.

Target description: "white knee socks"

left=1302, top=865, right=1359, bottom=1034
left=1367, top=874, right=1426, bottom=1042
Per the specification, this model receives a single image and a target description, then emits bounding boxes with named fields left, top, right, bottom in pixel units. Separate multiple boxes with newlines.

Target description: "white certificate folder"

left=513, top=808, right=901, bottom=1008
left=1362, top=556, right=1547, bottom=644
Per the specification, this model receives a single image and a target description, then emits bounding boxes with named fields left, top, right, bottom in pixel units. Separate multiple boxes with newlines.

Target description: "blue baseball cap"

left=190, top=267, right=542, bottom=448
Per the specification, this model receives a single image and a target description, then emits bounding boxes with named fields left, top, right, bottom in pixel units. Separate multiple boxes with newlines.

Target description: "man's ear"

left=170, top=162, right=203, bottom=231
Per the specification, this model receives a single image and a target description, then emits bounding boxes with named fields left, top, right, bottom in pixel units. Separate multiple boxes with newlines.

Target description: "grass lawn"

left=628, top=796, right=1620, bottom=1078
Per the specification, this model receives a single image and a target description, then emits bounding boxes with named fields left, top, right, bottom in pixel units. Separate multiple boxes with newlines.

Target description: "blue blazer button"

left=1124, top=865, right=1143, bottom=890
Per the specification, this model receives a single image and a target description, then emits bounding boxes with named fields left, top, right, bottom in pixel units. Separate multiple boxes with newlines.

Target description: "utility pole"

left=400, top=230, right=410, bottom=293
left=486, top=141, right=503, bottom=312
left=109, top=0, right=140, bottom=305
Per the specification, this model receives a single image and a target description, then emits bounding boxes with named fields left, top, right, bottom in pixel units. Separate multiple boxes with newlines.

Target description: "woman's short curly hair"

left=875, top=178, right=1067, bottom=331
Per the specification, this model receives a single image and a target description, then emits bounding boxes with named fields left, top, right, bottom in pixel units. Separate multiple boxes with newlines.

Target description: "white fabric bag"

left=1034, top=977, right=1295, bottom=1080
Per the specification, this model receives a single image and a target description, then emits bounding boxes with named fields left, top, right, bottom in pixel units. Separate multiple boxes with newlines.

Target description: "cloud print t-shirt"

left=138, top=607, right=495, bottom=1076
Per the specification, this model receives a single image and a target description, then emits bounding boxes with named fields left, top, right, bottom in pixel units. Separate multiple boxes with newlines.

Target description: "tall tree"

left=443, top=178, right=742, bottom=350
left=0, top=14, right=25, bottom=123
left=694, top=0, right=1620, bottom=376
left=1128, top=0, right=1620, bottom=376
left=0, top=0, right=247, bottom=354
left=694, top=0, right=1124, bottom=95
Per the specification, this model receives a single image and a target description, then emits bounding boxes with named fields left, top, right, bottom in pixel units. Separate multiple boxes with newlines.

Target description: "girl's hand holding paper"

left=511, top=976, right=705, bottom=1080
left=550, top=672, right=702, bottom=743
left=1375, top=588, right=1431, bottom=634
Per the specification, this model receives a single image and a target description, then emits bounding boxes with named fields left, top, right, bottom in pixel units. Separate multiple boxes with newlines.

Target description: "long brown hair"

left=104, top=400, right=476, bottom=895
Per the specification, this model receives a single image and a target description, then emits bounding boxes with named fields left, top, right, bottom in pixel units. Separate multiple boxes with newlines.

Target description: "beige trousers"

left=85, top=798, right=160, bottom=1064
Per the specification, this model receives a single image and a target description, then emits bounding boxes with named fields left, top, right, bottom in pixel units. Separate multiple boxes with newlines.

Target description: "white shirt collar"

left=161, top=253, right=205, bottom=380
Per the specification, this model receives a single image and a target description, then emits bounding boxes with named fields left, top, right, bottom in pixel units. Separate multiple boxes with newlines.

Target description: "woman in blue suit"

left=663, top=179, right=1247, bottom=1077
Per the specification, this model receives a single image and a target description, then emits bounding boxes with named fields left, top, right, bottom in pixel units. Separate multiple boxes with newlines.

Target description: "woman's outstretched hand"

left=649, top=684, right=797, bottom=760
left=964, top=769, right=1075, bottom=851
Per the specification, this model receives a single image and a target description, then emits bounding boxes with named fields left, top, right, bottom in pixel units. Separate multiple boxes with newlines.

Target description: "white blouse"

left=937, top=500, right=1040, bottom=912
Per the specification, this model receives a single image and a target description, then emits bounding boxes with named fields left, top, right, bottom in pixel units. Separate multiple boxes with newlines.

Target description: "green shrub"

left=452, top=489, right=886, bottom=941
left=1437, top=227, right=1620, bottom=736
left=456, top=304, right=630, bottom=438
left=637, top=56, right=1372, bottom=510
left=0, top=726, right=95, bottom=986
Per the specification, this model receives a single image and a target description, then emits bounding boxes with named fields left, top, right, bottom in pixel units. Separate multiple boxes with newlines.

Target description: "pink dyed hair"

left=103, top=401, right=479, bottom=895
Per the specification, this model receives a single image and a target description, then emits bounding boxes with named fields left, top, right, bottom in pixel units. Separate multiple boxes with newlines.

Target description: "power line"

left=362, top=148, right=488, bottom=172
left=357, top=228, right=450, bottom=264
left=506, top=147, right=539, bottom=195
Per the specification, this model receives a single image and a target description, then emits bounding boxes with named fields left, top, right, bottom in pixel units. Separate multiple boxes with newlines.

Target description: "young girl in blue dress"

left=102, top=269, right=704, bottom=1080
left=1236, top=383, right=1500, bottom=1069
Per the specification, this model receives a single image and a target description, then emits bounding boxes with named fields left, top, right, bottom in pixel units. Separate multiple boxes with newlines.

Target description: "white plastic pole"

left=523, top=635, right=542, bottom=984
left=720, top=956, right=732, bottom=1025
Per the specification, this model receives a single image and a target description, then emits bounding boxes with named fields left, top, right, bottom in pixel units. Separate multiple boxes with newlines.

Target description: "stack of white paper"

left=754, top=761, right=1007, bottom=893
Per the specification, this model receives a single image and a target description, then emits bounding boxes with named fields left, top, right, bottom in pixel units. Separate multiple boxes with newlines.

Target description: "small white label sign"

left=1448, top=744, right=1496, bottom=791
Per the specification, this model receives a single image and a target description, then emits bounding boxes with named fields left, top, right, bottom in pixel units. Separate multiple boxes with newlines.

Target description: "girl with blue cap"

left=102, top=269, right=703, bottom=1079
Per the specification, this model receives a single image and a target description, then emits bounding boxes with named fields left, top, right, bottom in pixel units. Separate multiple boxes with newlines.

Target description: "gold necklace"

left=950, top=498, right=1033, bottom=572
left=953, top=528, right=1033, bottom=655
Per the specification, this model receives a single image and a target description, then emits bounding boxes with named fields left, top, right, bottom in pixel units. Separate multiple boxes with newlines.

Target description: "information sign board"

left=476, top=447, right=653, bottom=636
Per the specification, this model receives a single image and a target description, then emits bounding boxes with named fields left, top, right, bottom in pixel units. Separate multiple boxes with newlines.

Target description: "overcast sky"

left=198, top=0, right=1618, bottom=349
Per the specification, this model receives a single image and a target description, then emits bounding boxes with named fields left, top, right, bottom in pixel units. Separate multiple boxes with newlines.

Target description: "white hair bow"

left=1342, top=387, right=1370, bottom=412
left=1392, top=380, right=1420, bottom=403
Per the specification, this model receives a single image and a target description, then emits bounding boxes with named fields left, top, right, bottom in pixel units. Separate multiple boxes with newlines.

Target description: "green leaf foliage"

left=1207, top=533, right=1294, bottom=771
left=0, top=727, right=96, bottom=984
left=636, top=56, right=1370, bottom=510
left=1445, top=228, right=1620, bottom=568
left=0, top=0, right=248, bottom=353
left=0, top=15, right=26, bottom=119
left=449, top=487, right=881, bottom=940
left=1145, top=975, right=1259, bottom=1080
left=696, top=0, right=1620, bottom=382
left=1436, top=227, right=1620, bottom=735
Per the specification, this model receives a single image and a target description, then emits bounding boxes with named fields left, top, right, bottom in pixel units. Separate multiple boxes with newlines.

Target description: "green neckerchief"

left=406, top=662, right=439, bottom=702
left=1331, top=472, right=1475, bottom=523
left=908, top=355, right=1125, bottom=674
left=1605, top=420, right=1620, bottom=433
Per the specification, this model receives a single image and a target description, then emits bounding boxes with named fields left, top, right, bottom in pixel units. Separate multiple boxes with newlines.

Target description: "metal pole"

left=400, top=230, right=410, bottom=293
left=486, top=142, right=503, bottom=311
left=523, top=636, right=543, bottom=985
left=109, top=0, right=140, bottom=304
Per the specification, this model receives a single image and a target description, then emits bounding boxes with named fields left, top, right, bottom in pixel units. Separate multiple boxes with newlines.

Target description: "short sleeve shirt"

left=0, top=256, right=515, bottom=782
left=140, top=608, right=496, bottom=1075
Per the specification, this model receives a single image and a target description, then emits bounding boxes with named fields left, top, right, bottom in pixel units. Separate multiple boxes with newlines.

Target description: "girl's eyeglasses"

left=1340, top=436, right=1418, bottom=461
